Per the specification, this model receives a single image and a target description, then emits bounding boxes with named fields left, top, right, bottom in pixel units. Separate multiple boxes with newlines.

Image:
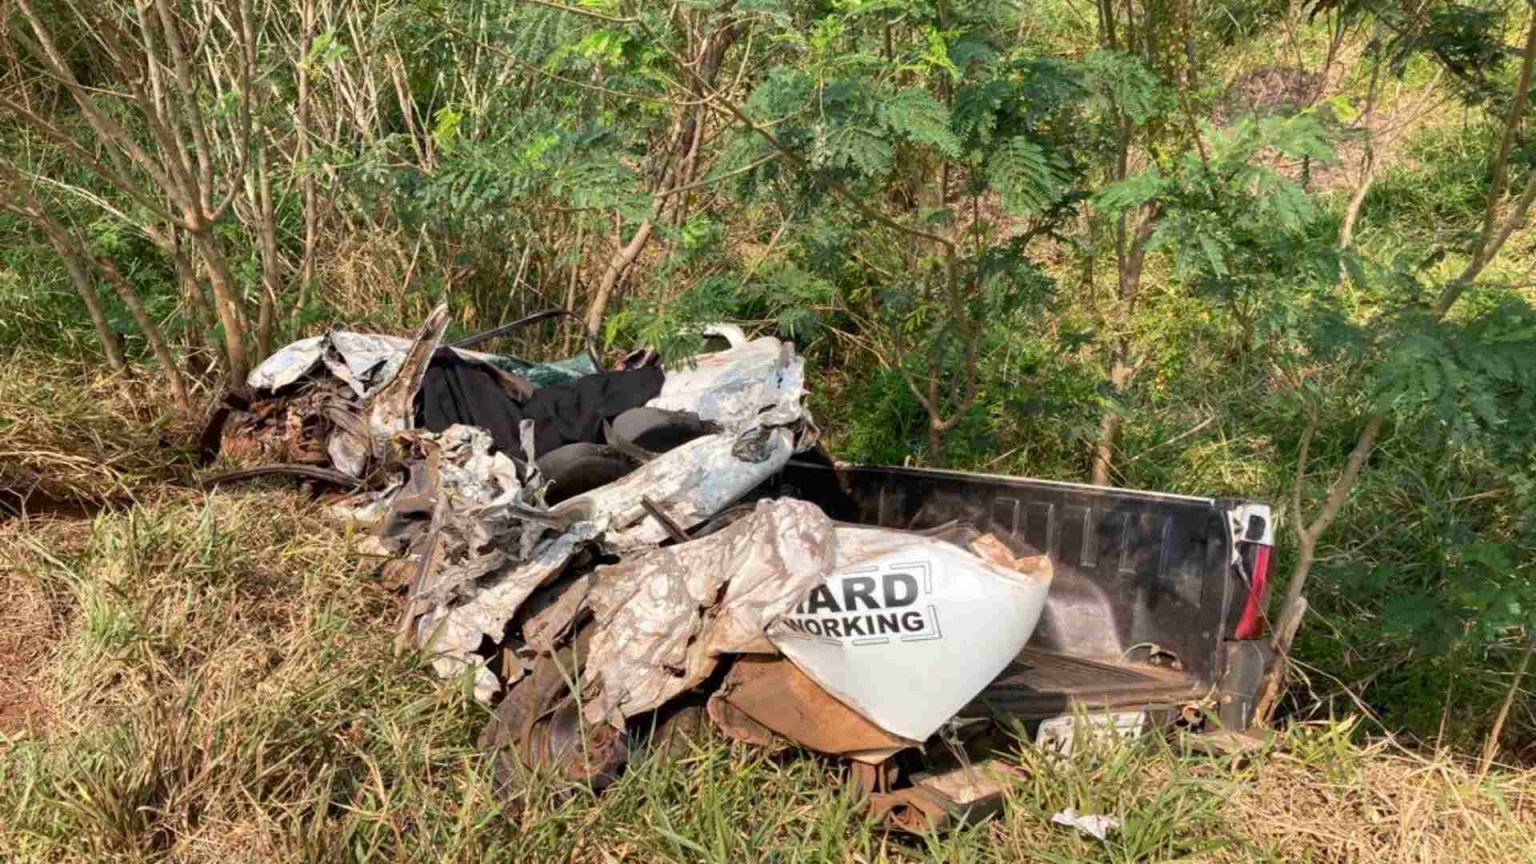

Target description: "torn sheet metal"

left=355, top=423, right=578, bottom=701
left=417, top=525, right=596, bottom=701
left=581, top=498, right=836, bottom=723
left=250, top=330, right=506, bottom=398
left=710, top=657, right=916, bottom=761
left=367, top=305, right=449, bottom=448
left=520, top=572, right=592, bottom=654
left=551, top=427, right=795, bottom=551
left=769, top=529, right=1053, bottom=742
left=646, top=336, right=807, bottom=435
left=233, top=305, right=456, bottom=478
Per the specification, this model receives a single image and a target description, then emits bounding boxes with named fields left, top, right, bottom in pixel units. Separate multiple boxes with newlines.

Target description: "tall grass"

left=1, top=487, right=1532, bottom=863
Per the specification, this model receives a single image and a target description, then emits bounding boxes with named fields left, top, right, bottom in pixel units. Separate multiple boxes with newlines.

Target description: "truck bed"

left=778, top=459, right=1263, bottom=727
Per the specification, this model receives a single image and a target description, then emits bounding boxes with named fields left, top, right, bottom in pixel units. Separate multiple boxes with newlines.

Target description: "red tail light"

left=1233, top=543, right=1271, bottom=640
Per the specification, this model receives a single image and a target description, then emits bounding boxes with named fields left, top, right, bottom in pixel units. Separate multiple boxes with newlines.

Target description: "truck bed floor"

left=976, top=648, right=1204, bottom=718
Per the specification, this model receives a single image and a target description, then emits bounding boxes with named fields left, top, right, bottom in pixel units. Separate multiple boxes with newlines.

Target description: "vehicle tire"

left=535, top=442, right=633, bottom=504
left=608, top=406, right=710, bottom=453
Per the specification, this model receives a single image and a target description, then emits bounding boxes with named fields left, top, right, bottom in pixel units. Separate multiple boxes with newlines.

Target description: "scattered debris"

left=1035, top=711, right=1149, bottom=756
left=1051, top=807, right=1122, bottom=841
left=871, top=759, right=1019, bottom=831
left=583, top=498, right=835, bottom=723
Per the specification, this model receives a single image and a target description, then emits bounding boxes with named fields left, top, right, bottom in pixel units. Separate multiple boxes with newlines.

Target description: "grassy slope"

left=0, top=357, right=1532, bottom=863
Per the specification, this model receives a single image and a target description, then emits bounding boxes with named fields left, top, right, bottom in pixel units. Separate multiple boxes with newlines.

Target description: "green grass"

left=2, top=490, right=1532, bottom=863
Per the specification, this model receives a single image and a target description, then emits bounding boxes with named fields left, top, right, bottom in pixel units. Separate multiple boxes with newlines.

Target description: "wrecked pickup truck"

left=203, top=307, right=1276, bottom=830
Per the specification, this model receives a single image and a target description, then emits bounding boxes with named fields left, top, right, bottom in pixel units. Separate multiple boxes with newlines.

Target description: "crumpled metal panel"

left=521, top=573, right=592, bottom=654
left=552, top=427, right=794, bottom=551
left=351, top=424, right=571, bottom=702
left=581, top=498, right=836, bottom=723
left=646, top=337, right=807, bottom=434
left=248, top=329, right=508, bottom=397
left=404, top=424, right=798, bottom=703
left=248, top=334, right=327, bottom=391
left=292, top=320, right=822, bottom=712
left=367, top=305, right=449, bottom=447
left=417, top=525, right=596, bottom=702
left=710, top=657, right=915, bottom=759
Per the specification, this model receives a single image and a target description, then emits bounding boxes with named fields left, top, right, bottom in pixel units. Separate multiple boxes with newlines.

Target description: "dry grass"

left=2, top=364, right=1533, bottom=863
left=1226, top=727, right=1536, bottom=862
left=0, top=487, right=1530, bottom=863
left=0, top=517, right=78, bottom=734
left=0, top=351, right=199, bottom=517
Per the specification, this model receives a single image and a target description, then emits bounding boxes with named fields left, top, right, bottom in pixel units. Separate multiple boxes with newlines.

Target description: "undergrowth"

left=0, top=351, right=198, bottom=516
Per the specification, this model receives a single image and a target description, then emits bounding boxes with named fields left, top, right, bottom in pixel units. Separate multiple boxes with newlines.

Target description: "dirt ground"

left=0, top=520, right=72, bottom=735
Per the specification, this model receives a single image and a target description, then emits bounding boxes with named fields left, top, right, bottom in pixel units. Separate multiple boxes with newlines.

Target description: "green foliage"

left=988, top=137, right=1069, bottom=215
left=6, top=0, right=1536, bottom=756
left=877, top=87, right=962, bottom=157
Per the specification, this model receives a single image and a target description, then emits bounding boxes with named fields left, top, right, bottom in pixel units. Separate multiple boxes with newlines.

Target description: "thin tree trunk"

left=94, top=255, right=192, bottom=413
left=170, top=236, right=217, bottom=374
left=587, top=220, right=654, bottom=334
left=0, top=167, right=128, bottom=371
left=254, top=147, right=281, bottom=360
left=1091, top=206, right=1156, bottom=485
left=53, top=233, right=128, bottom=372
left=1090, top=410, right=1123, bottom=486
left=294, top=0, right=317, bottom=330
left=1338, top=147, right=1374, bottom=250
left=1091, top=341, right=1132, bottom=485
left=188, top=224, right=251, bottom=381
left=10, top=211, right=126, bottom=374
left=583, top=23, right=736, bottom=335
left=1273, top=413, right=1383, bottom=645
left=562, top=223, right=586, bottom=354
left=1259, top=410, right=1383, bottom=724
left=1479, top=636, right=1535, bottom=777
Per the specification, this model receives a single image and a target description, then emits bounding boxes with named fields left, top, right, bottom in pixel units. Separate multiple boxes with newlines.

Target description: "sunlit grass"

left=2, top=490, right=1531, bottom=863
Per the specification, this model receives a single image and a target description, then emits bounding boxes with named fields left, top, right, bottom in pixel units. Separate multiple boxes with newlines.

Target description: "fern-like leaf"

left=878, top=87, right=961, bottom=158
left=988, top=137, right=1064, bottom=215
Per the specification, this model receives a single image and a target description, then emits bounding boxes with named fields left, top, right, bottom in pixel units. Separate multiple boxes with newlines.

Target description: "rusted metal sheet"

left=478, top=626, right=628, bottom=791
left=711, top=657, right=914, bottom=761
left=521, top=572, right=591, bottom=654
left=238, top=304, right=499, bottom=479
left=705, top=692, right=778, bottom=748
left=214, top=383, right=356, bottom=468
